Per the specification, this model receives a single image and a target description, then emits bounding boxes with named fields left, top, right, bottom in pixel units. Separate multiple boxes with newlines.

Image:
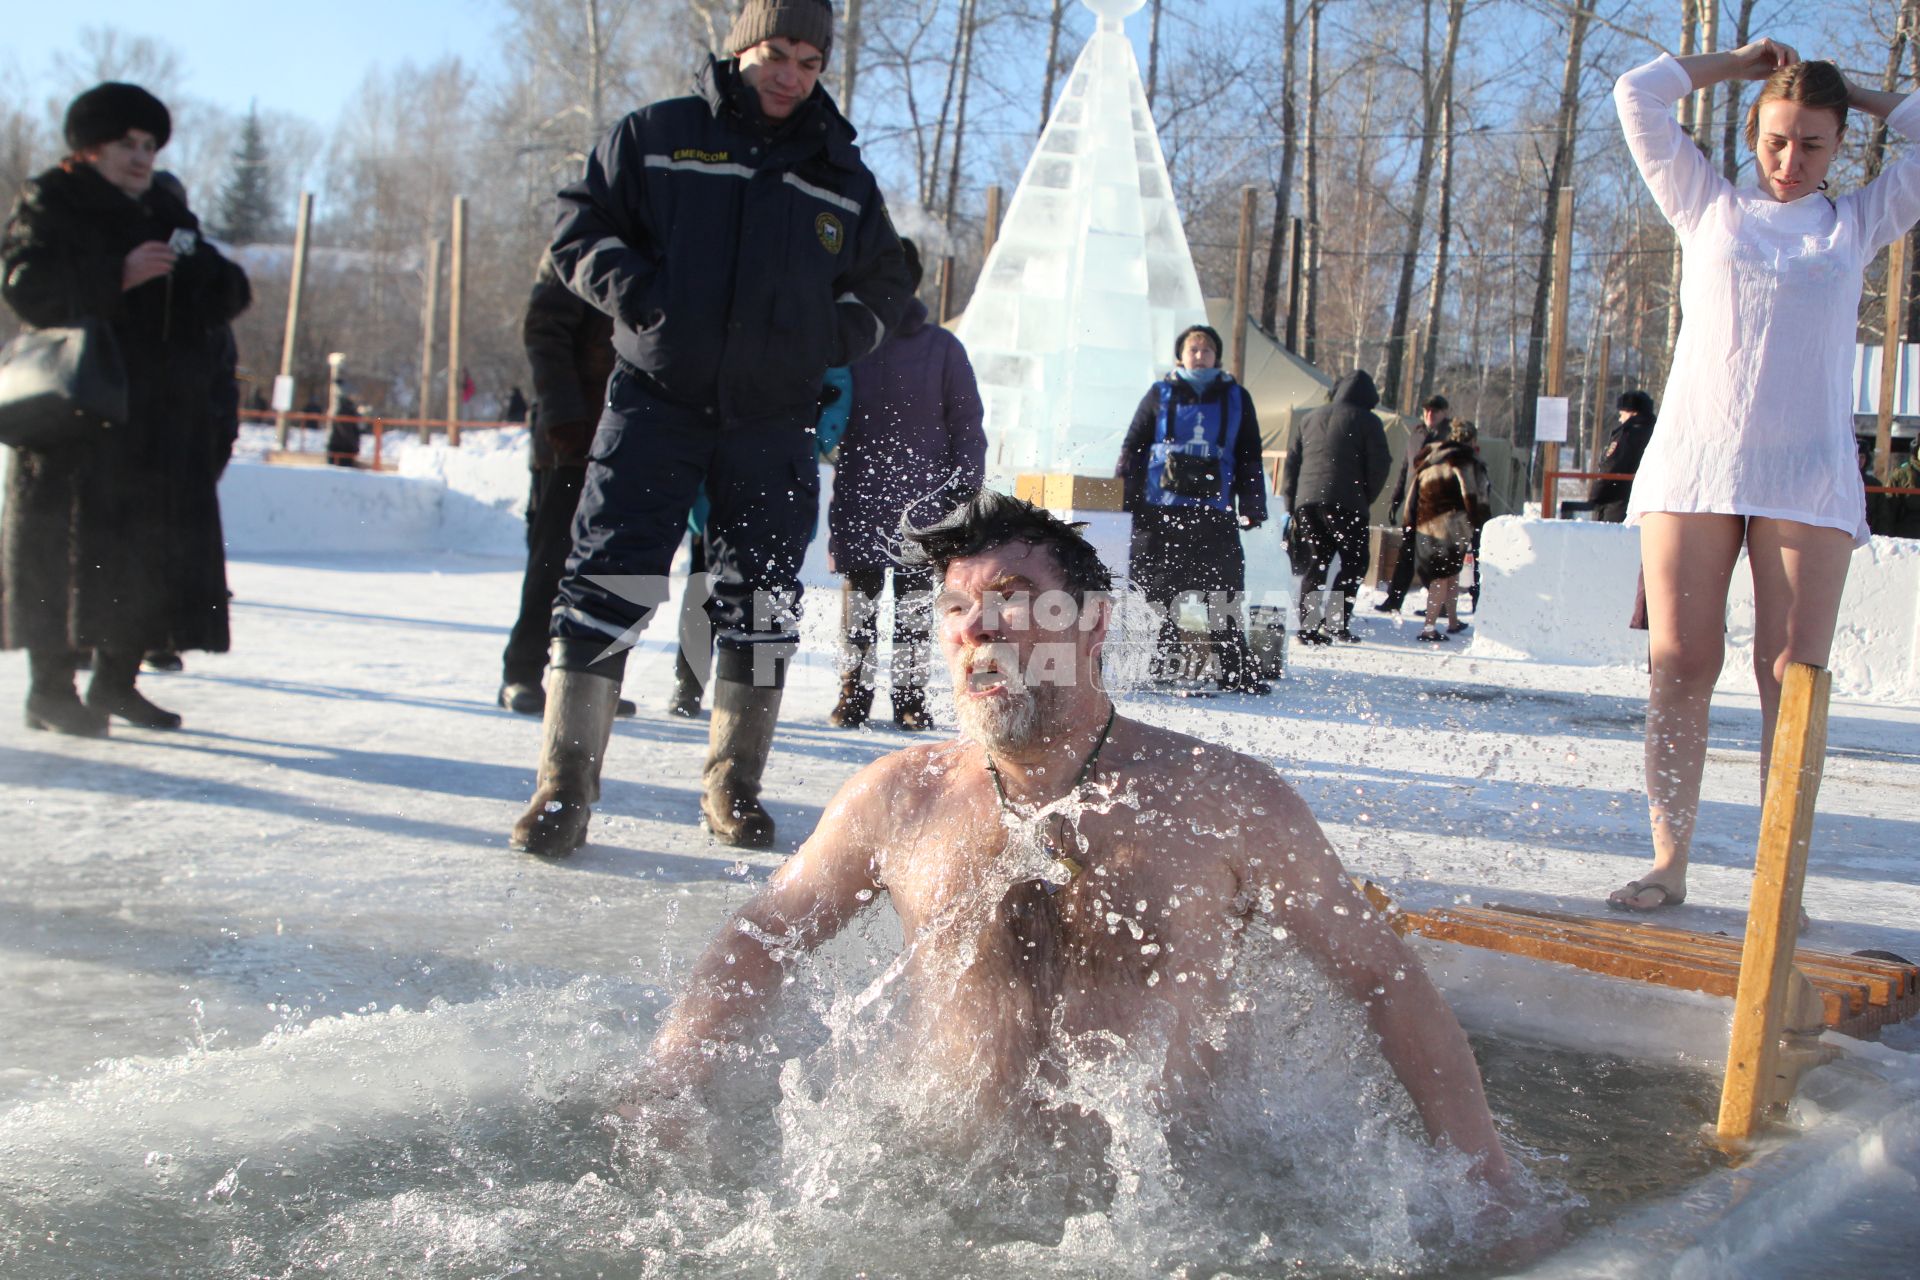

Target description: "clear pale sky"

left=3, top=1, right=1853, bottom=135
left=5, top=1, right=507, bottom=127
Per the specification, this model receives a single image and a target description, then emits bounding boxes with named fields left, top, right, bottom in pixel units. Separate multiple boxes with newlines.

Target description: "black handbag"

left=0, top=319, right=128, bottom=450
left=1161, top=444, right=1223, bottom=499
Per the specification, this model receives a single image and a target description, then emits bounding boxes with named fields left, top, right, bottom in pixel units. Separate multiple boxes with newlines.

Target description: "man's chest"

left=884, top=811, right=1244, bottom=980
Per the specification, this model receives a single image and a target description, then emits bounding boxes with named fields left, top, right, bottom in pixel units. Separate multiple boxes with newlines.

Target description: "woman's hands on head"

left=1730, top=37, right=1799, bottom=81
left=121, top=241, right=176, bottom=291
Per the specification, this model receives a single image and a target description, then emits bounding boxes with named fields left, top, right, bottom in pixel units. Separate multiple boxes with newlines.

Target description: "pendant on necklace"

left=1039, top=855, right=1082, bottom=895
left=1038, top=827, right=1081, bottom=895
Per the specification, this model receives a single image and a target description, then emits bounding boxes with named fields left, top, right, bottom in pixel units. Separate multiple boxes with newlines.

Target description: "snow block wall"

left=221, top=443, right=846, bottom=587
left=220, top=455, right=528, bottom=557
left=1473, top=516, right=1920, bottom=703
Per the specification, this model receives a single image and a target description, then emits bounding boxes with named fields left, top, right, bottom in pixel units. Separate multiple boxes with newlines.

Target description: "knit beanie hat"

left=1172, top=324, right=1223, bottom=363
left=725, top=0, right=834, bottom=64
left=64, top=82, right=172, bottom=152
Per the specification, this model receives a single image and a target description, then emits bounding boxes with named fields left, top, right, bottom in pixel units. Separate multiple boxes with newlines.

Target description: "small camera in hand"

left=168, top=228, right=199, bottom=256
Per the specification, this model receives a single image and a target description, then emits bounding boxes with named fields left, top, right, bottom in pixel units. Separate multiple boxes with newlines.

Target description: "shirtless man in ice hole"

left=643, top=490, right=1514, bottom=1194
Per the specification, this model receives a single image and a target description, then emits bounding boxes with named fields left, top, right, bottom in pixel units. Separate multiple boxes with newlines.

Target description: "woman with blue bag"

left=1115, top=325, right=1270, bottom=695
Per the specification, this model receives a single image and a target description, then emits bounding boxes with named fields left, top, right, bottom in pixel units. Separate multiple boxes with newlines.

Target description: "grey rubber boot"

left=701, top=678, right=783, bottom=848
left=510, top=669, right=620, bottom=856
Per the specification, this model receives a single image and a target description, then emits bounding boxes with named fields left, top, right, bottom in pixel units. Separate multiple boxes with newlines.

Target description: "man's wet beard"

left=956, top=677, right=1041, bottom=752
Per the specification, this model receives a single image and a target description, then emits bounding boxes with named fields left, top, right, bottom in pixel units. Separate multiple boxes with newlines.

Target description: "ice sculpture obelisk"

left=955, top=0, right=1209, bottom=484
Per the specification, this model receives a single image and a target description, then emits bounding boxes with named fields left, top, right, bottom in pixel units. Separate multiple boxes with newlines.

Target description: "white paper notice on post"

left=271, top=375, right=296, bottom=413
left=1535, top=396, right=1569, bottom=443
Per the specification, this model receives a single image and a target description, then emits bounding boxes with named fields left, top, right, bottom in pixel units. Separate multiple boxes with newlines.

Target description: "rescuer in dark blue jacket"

left=511, top=0, right=912, bottom=857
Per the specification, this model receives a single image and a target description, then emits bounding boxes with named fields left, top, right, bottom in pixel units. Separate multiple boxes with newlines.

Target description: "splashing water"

left=0, top=897, right=1737, bottom=1279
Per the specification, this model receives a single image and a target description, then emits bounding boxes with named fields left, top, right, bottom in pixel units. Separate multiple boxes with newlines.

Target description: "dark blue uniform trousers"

left=549, top=364, right=819, bottom=688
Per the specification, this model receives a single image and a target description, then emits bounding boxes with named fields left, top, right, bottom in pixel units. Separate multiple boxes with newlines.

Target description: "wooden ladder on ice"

left=1367, top=664, right=1919, bottom=1141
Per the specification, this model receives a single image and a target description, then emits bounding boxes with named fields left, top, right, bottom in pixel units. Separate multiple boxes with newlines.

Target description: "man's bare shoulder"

left=1111, top=715, right=1301, bottom=806
left=825, top=737, right=982, bottom=822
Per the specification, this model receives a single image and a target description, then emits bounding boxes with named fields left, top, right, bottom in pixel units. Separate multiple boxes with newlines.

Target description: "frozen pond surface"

left=3, top=552, right=1919, bottom=1277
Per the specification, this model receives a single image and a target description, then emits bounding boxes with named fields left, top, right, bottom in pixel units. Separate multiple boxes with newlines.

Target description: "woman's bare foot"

left=1606, top=877, right=1687, bottom=912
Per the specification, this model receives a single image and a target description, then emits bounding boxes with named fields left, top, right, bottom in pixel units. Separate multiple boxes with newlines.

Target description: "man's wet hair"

left=898, top=489, right=1112, bottom=599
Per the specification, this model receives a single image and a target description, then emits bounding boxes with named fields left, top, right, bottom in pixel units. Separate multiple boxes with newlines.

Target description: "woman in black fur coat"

left=2, top=83, right=251, bottom=735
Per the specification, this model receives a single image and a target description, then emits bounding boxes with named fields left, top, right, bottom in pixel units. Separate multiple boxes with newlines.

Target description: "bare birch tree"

left=1516, top=0, right=1596, bottom=450
left=1259, top=0, right=1300, bottom=333
left=1382, top=0, right=1466, bottom=407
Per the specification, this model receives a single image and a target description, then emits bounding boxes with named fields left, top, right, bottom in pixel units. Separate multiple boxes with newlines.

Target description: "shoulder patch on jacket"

left=814, top=211, right=844, bottom=254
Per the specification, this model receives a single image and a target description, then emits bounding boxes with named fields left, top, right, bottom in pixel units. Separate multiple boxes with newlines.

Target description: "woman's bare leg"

left=1744, top=518, right=1852, bottom=789
left=1423, top=576, right=1455, bottom=631
left=1615, top=513, right=1745, bottom=908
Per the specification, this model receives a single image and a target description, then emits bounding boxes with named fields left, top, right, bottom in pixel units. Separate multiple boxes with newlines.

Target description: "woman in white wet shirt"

left=1608, top=42, right=1920, bottom=912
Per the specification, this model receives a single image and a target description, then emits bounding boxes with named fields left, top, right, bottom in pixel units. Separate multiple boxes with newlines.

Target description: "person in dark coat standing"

left=1283, top=370, right=1391, bottom=643
left=325, top=391, right=361, bottom=466
left=1589, top=390, right=1657, bottom=523
left=1116, top=324, right=1270, bottom=694
left=826, top=239, right=985, bottom=730
left=512, top=0, right=912, bottom=856
left=497, top=253, right=636, bottom=720
left=2, top=83, right=250, bottom=736
left=1375, top=394, right=1452, bottom=614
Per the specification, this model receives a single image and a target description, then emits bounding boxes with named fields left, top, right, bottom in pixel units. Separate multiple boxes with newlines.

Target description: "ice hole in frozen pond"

left=15, top=893, right=1919, bottom=1279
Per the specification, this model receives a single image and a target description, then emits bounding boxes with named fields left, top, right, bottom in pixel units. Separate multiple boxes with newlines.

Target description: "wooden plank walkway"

left=1381, top=898, right=1920, bottom=1040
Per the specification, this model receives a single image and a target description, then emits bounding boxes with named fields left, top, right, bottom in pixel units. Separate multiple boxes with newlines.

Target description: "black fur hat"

left=1618, top=389, right=1655, bottom=417
left=64, top=82, right=172, bottom=153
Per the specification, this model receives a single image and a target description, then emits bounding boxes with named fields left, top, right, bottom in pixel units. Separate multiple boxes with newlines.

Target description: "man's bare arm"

left=647, top=763, right=890, bottom=1093
left=1240, top=771, right=1514, bottom=1187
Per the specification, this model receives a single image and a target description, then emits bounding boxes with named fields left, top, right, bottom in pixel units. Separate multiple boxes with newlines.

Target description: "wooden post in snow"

left=1539, top=187, right=1573, bottom=511
left=1587, top=332, right=1611, bottom=474
left=445, top=195, right=467, bottom=446
left=984, top=184, right=1003, bottom=258
left=1230, top=185, right=1258, bottom=380
left=275, top=192, right=313, bottom=449
left=417, top=235, right=442, bottom=445
left=1717, top=662, right=1833, bottom=1142
left=1877, top=235, right=1907, bottom=483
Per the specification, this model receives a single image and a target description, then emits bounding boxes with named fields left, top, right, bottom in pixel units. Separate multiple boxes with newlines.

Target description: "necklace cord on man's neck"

left=984, top=703, right=1118, bottom=812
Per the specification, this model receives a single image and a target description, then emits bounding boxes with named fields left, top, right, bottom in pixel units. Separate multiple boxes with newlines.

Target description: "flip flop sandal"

left=1607, top=879, right=1686, bottom=912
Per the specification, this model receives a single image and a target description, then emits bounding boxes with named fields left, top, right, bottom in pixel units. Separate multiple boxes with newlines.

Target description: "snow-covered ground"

left=8, top=548, right=1919, bottom=1100
left=5, top=469, right=1920, bottom=1275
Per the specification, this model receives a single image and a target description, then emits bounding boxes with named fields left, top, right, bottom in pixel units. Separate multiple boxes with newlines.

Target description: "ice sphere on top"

left=1085, top=0, right=1148, bottom=19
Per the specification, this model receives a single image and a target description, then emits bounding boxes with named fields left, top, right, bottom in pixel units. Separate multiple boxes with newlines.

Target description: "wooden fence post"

left=1717, top=661, right=1833, bottom=1143
left=417, top=235, right=442, bottom=445
left=1877, top=235, right=1907, bottom=484
left=275, top=192, right=313, bottom=449
left=1230, top=184, right=1258, bottom=380
left=445, top=195, right=467, bottom=446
